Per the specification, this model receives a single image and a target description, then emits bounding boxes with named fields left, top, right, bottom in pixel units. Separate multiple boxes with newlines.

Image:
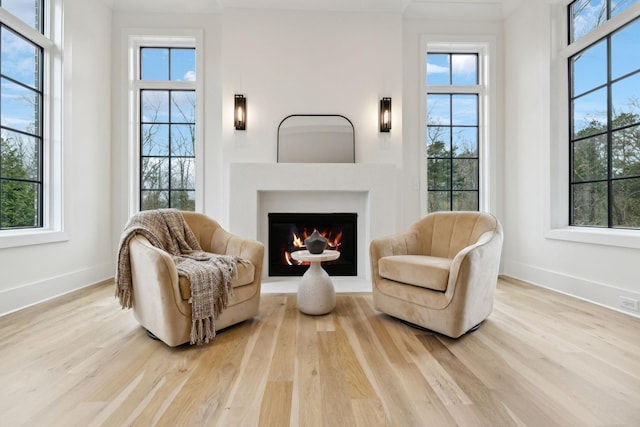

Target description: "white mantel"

left=228, top=163, right=400, bottom=280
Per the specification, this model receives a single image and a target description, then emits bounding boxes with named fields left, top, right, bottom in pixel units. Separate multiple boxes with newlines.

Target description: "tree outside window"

left=426, top=53, right=480, bottom=212
left=569, top=1, right=640, bottom=229
left=138, top=47, right=196, bottom=211
left=0, top=1, right=45, bottom=230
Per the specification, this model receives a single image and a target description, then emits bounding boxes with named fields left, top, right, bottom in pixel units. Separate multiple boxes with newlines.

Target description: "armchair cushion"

left=378, top=255, right=450, bottom=292
left=178, top=261, right=256, bottom=300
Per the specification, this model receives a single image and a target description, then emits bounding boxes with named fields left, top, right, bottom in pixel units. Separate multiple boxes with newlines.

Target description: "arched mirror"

left=277, top=114, right=355, bottom=163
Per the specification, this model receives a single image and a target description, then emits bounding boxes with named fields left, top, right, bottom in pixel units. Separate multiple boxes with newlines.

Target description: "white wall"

left=502, top=1, right=640, bottom=316
left=110, top=9, right=403, bottom=234
left=0, top=0, right=113, bottom=315
left=219, top=9, right=403, bottom=227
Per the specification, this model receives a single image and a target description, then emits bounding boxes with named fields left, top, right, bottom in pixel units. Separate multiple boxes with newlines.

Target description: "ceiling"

left=106, top=0, right=525, bottom=18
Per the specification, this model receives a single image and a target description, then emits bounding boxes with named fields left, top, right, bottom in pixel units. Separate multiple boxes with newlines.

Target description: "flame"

left=282, top=226, right=344, bottom=264
left=292, top=232, right=304, bottom=248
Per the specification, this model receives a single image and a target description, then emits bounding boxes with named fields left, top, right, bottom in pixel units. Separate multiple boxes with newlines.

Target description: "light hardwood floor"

left=1, top=277, right=639, bottom=426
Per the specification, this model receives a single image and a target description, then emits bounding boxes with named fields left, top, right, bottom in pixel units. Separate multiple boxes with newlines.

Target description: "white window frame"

left=547, top=0, right=640, bottom=249
left=127, top=31, right=204, bottom=217
left=0, top=0, right=65, bottom=249
left=420, top=35, right=497, bottom=216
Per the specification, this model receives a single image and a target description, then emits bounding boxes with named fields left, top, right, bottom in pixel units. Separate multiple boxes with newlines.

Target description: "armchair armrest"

left=129, top=234, right=189, bottom=317
left=446, top=227, right=503, bottom=301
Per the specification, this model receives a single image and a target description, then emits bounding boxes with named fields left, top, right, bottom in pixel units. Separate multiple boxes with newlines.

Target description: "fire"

left=283, top=227, right=343, bottom=265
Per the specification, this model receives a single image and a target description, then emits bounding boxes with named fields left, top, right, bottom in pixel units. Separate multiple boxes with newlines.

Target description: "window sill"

left=0, top=228, right=70, bottom=249
left=545, top=226, right=640, bottom=249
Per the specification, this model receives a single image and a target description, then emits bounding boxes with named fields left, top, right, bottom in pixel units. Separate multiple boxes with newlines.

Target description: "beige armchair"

left=127, top=212, right=264, bottom=346
left=370, top=211, right=503, bottom=338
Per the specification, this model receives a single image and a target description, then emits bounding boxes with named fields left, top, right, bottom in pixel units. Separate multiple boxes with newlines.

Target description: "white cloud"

left=451, top=55, right=476, bottom=76
left=426, top=63, right=448, bottom=74
left=183, top=70, right=196, bottom=81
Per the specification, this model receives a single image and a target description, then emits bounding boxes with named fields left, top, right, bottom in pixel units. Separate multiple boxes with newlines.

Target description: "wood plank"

left=0, top=279, right=639, bottom=426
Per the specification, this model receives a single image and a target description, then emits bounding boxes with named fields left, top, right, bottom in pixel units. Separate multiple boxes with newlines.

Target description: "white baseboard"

left=0, top=263, right=114, bottom=317
left=503, top=260, right=640, bottom=318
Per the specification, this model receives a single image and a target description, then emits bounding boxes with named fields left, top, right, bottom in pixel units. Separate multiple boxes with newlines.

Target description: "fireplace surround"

left=228, top=163, right=400, bottom=283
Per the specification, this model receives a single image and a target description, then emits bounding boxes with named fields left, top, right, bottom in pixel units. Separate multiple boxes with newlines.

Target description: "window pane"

left=141, top=48, right=169, bottom=81
left=170, top=158, right=195, bottom=189
left=572, top=87, right=607, bottom=138
left=1, top=26, right=41, bottom=90
left=572, top=181, right=608, bottom=226
left=568, top=2, right=640, bottom=228
left=611, top=72, right=640, bottom=121
left=141, top=90, right=169, bottom=123
left=0, top=180, right=38, bottom=228
left=141, top=124, right=169, bottom=156
left=0, top=130, right=40, bottom=180
left=452, top=127, right=478, bottom=157
left=428, top=159, right=450, bottom=190
left=171, top=91, right=195, bottom=123
left=427, top=95, right=450, bottom=126
left=611, top=0, right=637, bottom=18
left=611, top=19, right=640, bottom=80
left=1, top=0, right=43, bottom=32
left=612, top=125, right=640, bottom=178
left=571, top=40, right=607, bottom=97
left=1, top=77, right=40, bottom=134
left=428, top=191, right=449, bottom=212
left=170, top=48, right=196, bottom=81
left=452, top=191, right=478, bottom=211
left=141, top=190, right=169, bottom=210
left=572, top=134, right=608, bottom=182
left=570, top=0, right=607, bottom=42
left=427, top=126, right=451, bottom=157
left=171, top=125, right=194, bottom=156
left=452, top=159, right=478, bottom=190
left=452, top=95, right=477, bottom=126
left=451, top=54, right=478, bottom=85
left=171, top=190, right=195, bottom=211
left=426, top=49, right=480, bottom=213
left=426, top=53, right=450, bottom=85
left=141, top=157, right=169, bottom=189
left=612, top=178, right=640, bottom=227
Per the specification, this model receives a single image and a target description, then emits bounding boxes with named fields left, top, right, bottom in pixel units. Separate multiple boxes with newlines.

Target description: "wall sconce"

left=234, top=94, right=246, bottom=130
left=379, top=97, right=391, bottom=132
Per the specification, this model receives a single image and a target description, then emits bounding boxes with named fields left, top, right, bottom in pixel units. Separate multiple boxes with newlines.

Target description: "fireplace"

left=268, top=212, right=358, bottom=276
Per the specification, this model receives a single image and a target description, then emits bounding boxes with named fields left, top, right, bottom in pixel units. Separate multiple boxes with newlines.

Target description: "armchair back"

left=412, top=211, right=500, bottom=259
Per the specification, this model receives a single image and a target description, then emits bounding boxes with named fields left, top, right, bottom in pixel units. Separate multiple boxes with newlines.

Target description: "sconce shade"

left=235, top=94, right=246, bottom=130
left=380, top=97, right=391, bottom=132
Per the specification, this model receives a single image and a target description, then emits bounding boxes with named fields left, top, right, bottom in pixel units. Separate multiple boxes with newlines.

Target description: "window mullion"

left=606, top=35, right=613, bottom=227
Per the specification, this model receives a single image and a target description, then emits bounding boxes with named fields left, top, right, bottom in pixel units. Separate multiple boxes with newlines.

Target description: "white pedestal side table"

left=290, top=249, right=340, bottom=315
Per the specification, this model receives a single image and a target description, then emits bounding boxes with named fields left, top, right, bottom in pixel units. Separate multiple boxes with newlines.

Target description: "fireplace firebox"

left=268, top=212, right=357, bottom=276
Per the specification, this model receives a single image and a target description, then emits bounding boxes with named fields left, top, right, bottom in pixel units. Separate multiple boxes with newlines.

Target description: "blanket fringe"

left=191, top=316, right=216, bottom=345
left=116, top=288, right=133, bottom=309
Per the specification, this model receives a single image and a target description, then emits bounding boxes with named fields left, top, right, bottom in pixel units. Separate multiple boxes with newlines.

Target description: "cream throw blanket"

left=116, top=209, right=242, bottom=345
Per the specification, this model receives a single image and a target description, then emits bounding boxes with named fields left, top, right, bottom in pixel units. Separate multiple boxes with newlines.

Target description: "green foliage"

left=572, top=111, right=640, bottom=228
left=0, top=137, right=38, bottom=228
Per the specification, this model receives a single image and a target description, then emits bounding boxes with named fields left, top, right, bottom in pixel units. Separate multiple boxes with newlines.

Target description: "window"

left=568, top=0, right=640, bottom=229
left=0, top=1, right=45, bottom=229
left=426, top=53, right=480, bottom=211
left=137, top=46, right=197, bottom=211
